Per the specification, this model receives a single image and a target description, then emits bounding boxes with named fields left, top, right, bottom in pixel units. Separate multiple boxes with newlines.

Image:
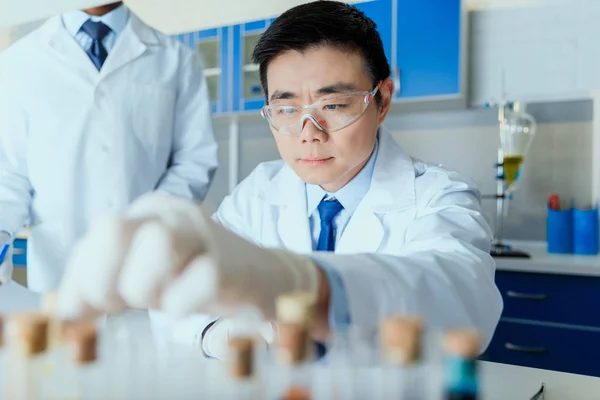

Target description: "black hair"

left=252, top=0, right=390, bottom=105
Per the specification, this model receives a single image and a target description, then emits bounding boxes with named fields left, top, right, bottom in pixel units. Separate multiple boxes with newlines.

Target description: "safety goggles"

left=260, top=85, right=380, bottom=136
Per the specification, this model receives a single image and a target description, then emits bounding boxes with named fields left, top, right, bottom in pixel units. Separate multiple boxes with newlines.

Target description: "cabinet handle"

left=13, top=248, right=25, bottom=255
left=393, top=67, right=401, bottom=95
left=507, top=291, right=548, bottom=300
left=505, top=343, right=548, bottom=353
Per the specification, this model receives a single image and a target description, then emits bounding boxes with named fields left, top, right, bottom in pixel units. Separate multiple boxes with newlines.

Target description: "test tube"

left=40, top=291, right=71, bottom=397
left=380, top=316, right=425, bottom=399
left=271, top=293, right=317, bottom=400
left=4, top=312, right=50, bottom=400
left=276, top=322, right=314, bottom=400
left=62, top=321, right=104, bottom=400
left=443, top=329, right=481, bottom=400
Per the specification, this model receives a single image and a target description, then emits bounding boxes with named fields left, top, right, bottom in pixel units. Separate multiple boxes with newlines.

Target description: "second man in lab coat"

left=0, top=2, right=217, bottom=291
left=57, top=1, right=503, bottom=358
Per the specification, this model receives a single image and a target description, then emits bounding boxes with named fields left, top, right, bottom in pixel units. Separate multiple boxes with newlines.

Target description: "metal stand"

left=489, top=149, right=530, bottom=259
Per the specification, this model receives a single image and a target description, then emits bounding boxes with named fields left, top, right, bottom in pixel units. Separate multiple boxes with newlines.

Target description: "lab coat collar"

left=264, top=128, right=416, bottom=214
left=61, top=4, right=130, bottom=39
left=97, top=14, right=159, bottom=78
left=39, top=13, right=159, bottom=80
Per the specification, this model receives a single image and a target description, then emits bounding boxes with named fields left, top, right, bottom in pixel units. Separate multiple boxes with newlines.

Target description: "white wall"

left=206, top=101, right=593, bottom=241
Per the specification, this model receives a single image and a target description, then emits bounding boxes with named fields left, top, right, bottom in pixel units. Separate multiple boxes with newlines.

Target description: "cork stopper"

left=6, top=312, right=50, bottom=357
left=228, top=337, right=254, bottom=379
left=276, top=292, right=316, bottom=326
left=41, top=292, right=58, bottom=315
left=63, top=321, right=98, bottom=365
left=276, top=323, right=311, bottom=365
left=443, top=329, right=480, bottom=359
left=380, top=316, right=423, bottom=365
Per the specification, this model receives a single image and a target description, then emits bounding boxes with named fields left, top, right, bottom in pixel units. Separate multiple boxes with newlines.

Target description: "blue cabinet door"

left=232, top=20, right=270, bottom=113
left=395, top=0, right=462, bottom=98
left=354, top=0, right=394, bottom=75
left=495, top=271, right=600, bottom=328
left=175, top=28, right=230, bottom=114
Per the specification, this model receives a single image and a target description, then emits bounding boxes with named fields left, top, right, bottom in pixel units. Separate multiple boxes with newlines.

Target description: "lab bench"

left=481, top=241, right=600, bottom=377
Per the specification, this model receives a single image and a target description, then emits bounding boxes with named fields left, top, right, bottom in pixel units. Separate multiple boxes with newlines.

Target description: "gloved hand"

left=57, top=192, right=320, bottom=322
left=0, top=231, right=13, bottom=284
left=201, top=318, right=275, bottom=360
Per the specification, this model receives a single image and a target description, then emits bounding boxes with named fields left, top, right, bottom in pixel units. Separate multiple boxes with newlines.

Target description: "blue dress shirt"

left=62, top=4, right=130, bottom=54
left=306, top=139, right=379, bottom=332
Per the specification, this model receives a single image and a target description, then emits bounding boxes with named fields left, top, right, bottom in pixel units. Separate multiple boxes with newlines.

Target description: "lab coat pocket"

left=128, top=83, right=176, bottom=158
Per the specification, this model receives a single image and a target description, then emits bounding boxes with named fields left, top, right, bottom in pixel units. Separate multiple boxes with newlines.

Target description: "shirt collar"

left=62, top=4, right=130, bottom=39
left=306, top=137, right=379, bottom=217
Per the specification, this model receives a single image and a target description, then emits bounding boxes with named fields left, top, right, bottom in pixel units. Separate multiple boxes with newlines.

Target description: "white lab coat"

left=153, top=129, right=503, bottom=351
left=0, top=14, right=218, bottom=292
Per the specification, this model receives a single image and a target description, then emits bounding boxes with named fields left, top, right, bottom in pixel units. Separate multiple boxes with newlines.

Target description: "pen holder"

left=573, top=207, right=599, bottom=255
left=547, top=208, right=573, bottom=254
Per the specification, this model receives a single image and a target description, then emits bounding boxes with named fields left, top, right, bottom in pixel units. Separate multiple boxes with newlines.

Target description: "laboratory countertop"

left=480, top=361, right=600, bottom=399
left=13, top=229, right=600, bottom=276
left=496, top=241, right=600, bottom=277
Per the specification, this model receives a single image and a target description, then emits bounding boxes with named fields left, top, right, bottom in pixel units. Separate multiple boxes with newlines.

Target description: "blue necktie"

left=317, top=199, right=344, bottom=252
left=314, top=198, right=344, bottom=359
left=81, top=20, right=111, bottom=71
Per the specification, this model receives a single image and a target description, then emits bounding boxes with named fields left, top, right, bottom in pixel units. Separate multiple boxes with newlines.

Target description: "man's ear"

left=377, top=78, right=394, bottom=126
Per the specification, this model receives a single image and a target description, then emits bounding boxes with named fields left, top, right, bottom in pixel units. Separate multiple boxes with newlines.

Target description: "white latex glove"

left=57, top=192, right=320, bottom=321
left=0, top=232, right=13, bottom=284
left=201, top=318, right=275, bottom=360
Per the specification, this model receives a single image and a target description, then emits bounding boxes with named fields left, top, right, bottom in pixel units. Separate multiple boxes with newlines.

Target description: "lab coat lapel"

left=99, top=15, right=156, bottom=79
left=264, top=165, right=313, bottom=254
left=41, top=16, right=99, bottom=79
left=336, top=128, right=417, bottom=254
left=336, top=205, right=384, bottom=254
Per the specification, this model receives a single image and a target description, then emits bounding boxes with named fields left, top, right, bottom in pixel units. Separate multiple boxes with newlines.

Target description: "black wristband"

left=200, top=319, right=219, bottom=358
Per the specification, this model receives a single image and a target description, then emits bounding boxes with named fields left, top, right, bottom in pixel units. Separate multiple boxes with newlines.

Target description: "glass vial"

left=4, top=312, right=50, bottom=400
left=380, top=316, right=425, bottom=399
left=443, top=329, right=480, bottom=400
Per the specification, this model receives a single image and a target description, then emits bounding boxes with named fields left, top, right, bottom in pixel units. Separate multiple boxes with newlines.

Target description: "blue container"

left=547, top=208, right=573, bottom=254
left=573, top=207, right=599, bottom=255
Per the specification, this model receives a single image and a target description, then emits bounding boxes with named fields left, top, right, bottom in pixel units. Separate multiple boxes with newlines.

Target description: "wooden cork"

left=228, top=337, right=254, bottom=379
left=41, top=292, right=58, bottom=315
left=276, top=323, right=311, bottom=365
left=276, top=292, right=316, bottom=326
left=380, top=316, right=423, bottom=365
left=63, top=322, right=98, bottom=365
left=443, top=329, right=481, bottom=359
left=6, top=312, right=49, bottom=357
left=41, top=292, right=65, bottom=348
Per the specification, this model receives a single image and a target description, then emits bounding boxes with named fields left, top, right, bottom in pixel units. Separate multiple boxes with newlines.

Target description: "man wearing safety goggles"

left=56, top=1, right=502, bottom=360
